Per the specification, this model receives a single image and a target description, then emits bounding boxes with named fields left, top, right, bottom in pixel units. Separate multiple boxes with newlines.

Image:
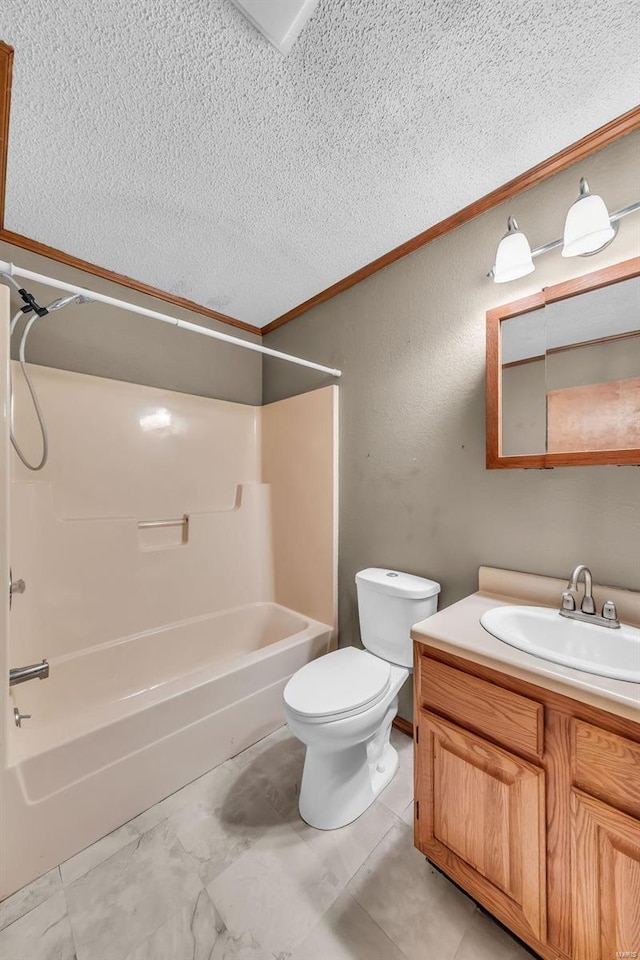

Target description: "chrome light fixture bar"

left=488, top=177, right=640, bottom=282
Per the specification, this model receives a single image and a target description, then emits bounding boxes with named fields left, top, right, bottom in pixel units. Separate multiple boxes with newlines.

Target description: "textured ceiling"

left=1, top=0, right=639, bottom=328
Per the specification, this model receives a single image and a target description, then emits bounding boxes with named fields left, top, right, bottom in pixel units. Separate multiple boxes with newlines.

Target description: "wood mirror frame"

left=486, top=256, right=640, bottom=469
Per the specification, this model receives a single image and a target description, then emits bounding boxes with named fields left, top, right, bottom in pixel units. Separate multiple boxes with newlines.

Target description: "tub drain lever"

left=9, top=569, right=26, bottom=609
left=14, top=707, right=32, bottom=728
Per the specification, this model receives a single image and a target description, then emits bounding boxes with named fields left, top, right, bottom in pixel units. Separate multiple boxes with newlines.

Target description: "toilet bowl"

left=284, top=568, right=440, bottom=830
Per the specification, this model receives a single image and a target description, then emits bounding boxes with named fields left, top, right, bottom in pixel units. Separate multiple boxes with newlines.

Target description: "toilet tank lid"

left=356, top=568, right=441, bottom=599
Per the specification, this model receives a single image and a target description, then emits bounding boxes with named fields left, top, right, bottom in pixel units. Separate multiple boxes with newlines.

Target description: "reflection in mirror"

left=500, top=275, right=640, bottom=458
left=501, top=308, right=547, bottom=456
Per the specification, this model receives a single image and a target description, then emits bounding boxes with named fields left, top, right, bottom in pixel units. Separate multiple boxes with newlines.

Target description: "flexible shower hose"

left=9, top=293, right=82, bottom=470
left=10, top=306, right=50, bottom=470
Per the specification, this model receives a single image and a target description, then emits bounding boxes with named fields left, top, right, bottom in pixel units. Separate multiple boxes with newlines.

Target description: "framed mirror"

left=486, top=257, right=640, bottom=468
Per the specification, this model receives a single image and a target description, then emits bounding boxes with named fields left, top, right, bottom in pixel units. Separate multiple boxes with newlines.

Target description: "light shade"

left=562, top=178, right=615, bottom=257
left=493, top=217, right=535, bottom=283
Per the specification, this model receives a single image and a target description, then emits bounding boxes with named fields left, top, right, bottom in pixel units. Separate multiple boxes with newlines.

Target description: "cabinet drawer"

left=572, top=720, right=640, bottom=818
left=419, top=655, right=544, bottom=759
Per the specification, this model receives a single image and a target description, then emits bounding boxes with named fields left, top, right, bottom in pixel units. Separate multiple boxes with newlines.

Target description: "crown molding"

left=0, top=41, right=13, bottom=230
left=3, top=37, right=638, bottom=342
left=262, top=105, right=640, bottom=335
left=0, top=227, right=262, bottom=335
left=0, top=40, right=261, bottom=337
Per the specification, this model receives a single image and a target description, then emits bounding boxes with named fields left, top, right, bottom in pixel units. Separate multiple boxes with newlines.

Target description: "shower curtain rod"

left=0, top=259, right=342, bottom=378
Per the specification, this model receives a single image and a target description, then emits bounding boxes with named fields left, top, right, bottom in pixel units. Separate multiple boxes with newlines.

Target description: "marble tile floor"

left=0, top=726, right=538, bottom=960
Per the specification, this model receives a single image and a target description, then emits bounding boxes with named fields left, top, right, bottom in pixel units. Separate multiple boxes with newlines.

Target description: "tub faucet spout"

left=9, top=660, right=49, bottom=686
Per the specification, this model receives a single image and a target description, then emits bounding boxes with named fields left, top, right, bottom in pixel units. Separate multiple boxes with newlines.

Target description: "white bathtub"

left=3, top=602, right=331, bottom=898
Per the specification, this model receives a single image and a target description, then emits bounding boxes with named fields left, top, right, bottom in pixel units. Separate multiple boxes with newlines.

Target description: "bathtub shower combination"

left=0, top=337, right=338, bottom=898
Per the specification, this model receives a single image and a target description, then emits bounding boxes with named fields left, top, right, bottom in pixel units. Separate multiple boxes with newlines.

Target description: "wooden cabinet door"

left=572, top=789, right=640, bottom=960
left=416, top=711, right=547, bottom=943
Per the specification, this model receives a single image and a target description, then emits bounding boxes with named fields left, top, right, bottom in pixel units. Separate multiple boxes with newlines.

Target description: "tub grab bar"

left=138, top=516, right=189, bottom=529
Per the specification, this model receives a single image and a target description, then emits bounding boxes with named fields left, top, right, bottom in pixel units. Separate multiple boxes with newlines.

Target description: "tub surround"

left=1, top=349, right=338, bottom=899
left=411, top=565, right=639, bottom=960
left=262, top=387, right=339, bottom=633
left=9, top=366, right=338, bottom=661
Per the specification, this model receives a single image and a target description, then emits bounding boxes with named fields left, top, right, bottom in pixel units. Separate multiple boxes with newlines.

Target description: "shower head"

left=2, top=270, right=91, bottom=317
left=46, top=294, right=89, bottom=312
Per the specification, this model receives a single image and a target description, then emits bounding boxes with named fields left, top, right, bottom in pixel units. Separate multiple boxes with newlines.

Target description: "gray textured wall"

left=1, top=241, right=261, bottom=404
left=262, top=132, right=640, bottom=721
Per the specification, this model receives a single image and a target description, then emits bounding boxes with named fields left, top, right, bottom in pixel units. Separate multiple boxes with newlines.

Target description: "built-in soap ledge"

left=137, top=515, right=189, bottom=550
left=11, top=480, right=265, bottom=524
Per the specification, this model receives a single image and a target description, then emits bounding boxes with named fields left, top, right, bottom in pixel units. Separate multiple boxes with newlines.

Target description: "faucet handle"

left=602, top=600, right=618, bottom=622
left=561, top=591, right=575, bottom=611
left=580, top=593, right=596, bottom=615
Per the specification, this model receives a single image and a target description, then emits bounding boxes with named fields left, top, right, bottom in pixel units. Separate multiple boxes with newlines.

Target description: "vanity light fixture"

left=562, top=177, right=616, bottom=256
left=493, top=217, right=535, bottom=283
left=488, top=177, right=640, bottom=282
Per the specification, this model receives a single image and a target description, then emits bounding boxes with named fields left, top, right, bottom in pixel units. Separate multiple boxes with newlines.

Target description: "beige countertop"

left=411, top=567, right=640, bottom=723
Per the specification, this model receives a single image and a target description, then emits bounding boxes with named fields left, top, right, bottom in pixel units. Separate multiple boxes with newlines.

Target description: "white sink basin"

left=480, top=605, right=640, bottom=683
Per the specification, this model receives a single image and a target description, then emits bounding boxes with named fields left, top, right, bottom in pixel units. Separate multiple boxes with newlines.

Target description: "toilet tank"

left=355, top=568, right=440, bottom=668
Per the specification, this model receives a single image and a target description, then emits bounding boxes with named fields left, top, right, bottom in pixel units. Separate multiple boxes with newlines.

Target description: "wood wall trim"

left=0, top=41, right=261, bottom=337
left=3, top=35, right=638, bottom=340
left=546, top=327, right=640, bottom=355
left=0, top=228, right=262, bottom=335
left=392, top=716, right=414, bottom=738
left=0, top=41, right=13, bottom=230
left=486, top=256, right=640, bottom=469
left=502, top=327, right=640, bottom=369
left=263, top=105, right=640, bottom=335
left=502, top=354, right=546, bottom=370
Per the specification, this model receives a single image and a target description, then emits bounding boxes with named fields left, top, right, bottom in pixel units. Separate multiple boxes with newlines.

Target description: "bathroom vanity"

left=411, top=567, right=640, bottom=960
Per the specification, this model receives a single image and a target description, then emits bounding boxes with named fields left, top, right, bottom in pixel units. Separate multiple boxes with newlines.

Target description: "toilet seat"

left=284, top=647, right=391, bottom=722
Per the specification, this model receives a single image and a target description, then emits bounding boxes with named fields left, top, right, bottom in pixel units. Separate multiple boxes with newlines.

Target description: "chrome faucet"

left=9, top=660, right=49, bottom=686
left=565, top=565, right=595, bottom=614
left=560, top=565, right=620, bottom=628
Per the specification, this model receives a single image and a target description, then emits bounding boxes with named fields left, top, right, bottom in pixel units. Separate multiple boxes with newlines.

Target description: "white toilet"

left=283, top=568, right=440, bottom=830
